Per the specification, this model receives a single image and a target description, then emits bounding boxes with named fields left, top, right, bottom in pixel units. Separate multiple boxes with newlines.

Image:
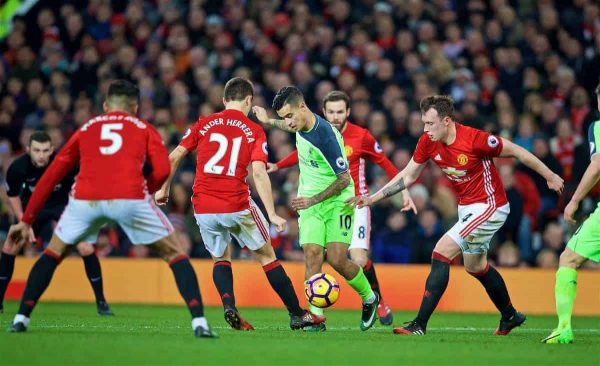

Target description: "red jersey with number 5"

left=21, top=111, right=170, bottom=225
left=180, top=109, right=268, bottom=214
left=413, top=122, right=508, bottom=207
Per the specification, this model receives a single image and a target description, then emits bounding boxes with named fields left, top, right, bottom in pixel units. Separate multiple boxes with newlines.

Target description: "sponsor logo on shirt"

left=336, top=157, right=347, bottom=169
left=487, top=135, right=499, bottom=148
left=457, top=154, right=468, bottom=166
left=441, top=166, right=471, bottom=182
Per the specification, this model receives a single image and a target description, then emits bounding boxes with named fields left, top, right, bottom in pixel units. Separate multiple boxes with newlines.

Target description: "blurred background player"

left=268, top=90, right=416, bottom=328
left=253, top=86, right=380, bottom=331
left=7, top=80, right=215, bottom=338
left=542, top=83, right=600, bottom=344
left=155, top=77, right=324, bottom=331
left=0, top=131, right=112, bottom=316
left=349, top=95, right=564, bottom=336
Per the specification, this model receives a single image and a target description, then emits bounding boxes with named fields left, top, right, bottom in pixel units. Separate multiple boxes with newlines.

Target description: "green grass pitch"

left=1, top=301, right=598, bottom=365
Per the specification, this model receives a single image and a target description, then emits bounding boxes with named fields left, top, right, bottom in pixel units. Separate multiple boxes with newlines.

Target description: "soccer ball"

left=304, top=273, right=340, bottom=308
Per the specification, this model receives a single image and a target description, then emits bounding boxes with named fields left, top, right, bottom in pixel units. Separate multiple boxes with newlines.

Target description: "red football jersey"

left=180, top=109, right=268, bottom=214
left=276, top=121, right=398, bottom=195
left=22, top=111, right=170, bottom=225
left=413, top=123, right=508, bottom=207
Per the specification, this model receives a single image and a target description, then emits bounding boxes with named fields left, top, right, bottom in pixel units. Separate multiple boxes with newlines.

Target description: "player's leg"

left=0, top=236, right=25, bottom=313
left=118, top=198, right=215, bottom=338
left=543, top=213, right=600, bottom=344
left=349, top=206, right=393, bottom=325
left=464, top=253, right=525, bottom=335
left=76, top=242, right=112, bottom=316
left=394, top=233, right=461, bottom=335
left=298, top=208, right=328, bottom=324
left=10, top=235, right=70, bottom=332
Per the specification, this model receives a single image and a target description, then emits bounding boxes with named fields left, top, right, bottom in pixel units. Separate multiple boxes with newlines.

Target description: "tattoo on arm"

left=382, top=178, right=406, bottom=198
left=268, top=119, right=295, bottom=132
left=310, top=172, right=351, bottom=205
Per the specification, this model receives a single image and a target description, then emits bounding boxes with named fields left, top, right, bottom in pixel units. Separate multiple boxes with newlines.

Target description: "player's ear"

left=133, top=103, right=139, bottom=115
left=346, top=107, right=351, bottom=117
left=102, top=101, right=108, bottom=113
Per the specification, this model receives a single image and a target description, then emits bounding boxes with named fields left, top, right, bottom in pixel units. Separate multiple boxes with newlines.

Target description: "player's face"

left=277, top=103, right=305, bottom=132
left=28, top=141, right=54, bottom=167
left=421, top=108, right=448, bottom=142
left=323, top=100, right=350, bottom=131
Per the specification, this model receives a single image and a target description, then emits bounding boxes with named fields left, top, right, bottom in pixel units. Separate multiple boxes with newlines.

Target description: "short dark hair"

left=223, top=77, right=254, bottom=102
left=107, top=80, right=139, bottom=102
left=323, top=90, right=350, bottom=110
left=420, top=95, right=455, bottom=120
left=272, top=86, right=304, bottom=111
left=595, top=82, right=600, bottom=96
left=29, top=131, right=51, bottom=146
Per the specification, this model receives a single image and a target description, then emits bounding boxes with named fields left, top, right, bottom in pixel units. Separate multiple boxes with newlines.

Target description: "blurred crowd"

left=0, top=0, right=599, bottom=269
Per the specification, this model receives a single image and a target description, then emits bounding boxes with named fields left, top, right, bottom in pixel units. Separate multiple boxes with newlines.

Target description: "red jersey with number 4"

left=22, top=111, right=170, bottom=225
left=413, top=123, right=508, bottom=207
left=180, top=109, right=268, bottom=214
left=276, top=121, right=398, bottom=195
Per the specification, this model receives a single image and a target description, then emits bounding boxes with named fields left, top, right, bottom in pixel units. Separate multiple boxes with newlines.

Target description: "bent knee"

left=76, top=243, right=95, bottom=256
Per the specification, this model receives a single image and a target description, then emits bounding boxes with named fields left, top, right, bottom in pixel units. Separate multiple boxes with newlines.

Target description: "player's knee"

left=76, top=243, right=95, bottom=256
left=326, top=255, right=347, bottom=272
left=350, top=253, right=368, bottom=268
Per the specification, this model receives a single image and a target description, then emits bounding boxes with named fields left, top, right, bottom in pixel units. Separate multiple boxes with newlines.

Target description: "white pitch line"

left=5, top=323, right=599, bottom=334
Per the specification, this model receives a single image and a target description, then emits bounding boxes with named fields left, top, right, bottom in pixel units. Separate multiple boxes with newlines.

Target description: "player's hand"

left=401, top=190, right=418, bottom=214
left=547, top=173, right=564, bottom=194
left=28, top=227, right=36, bottom=244
left=7, top=222, right=33, bottom=247
left=252, top=106, right=269, bottom=124
left=345, top=195, right=372, bottom=208
left=269, top=214, right=287, bottom=232
left=563, top=200, right=578, bottom=226
left=154, top=189, right=169, bottom=206
left=267, top=162, right=279, bottom=173
left=291, top=196, right=316, bottom=210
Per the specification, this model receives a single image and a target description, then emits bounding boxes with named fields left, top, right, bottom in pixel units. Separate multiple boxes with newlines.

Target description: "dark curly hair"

left=272, top=86, right=304, bottom=111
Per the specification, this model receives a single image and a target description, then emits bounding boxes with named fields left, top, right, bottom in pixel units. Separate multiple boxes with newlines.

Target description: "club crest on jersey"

left=457, top=154, right=468, bottom=166
left=487, top=136, right=499, bottom=148
left=345, top=145, right=353, bottom=157
left=374, top=142, right=383, bottom=153
left=336, top=157, right=347, bottom=169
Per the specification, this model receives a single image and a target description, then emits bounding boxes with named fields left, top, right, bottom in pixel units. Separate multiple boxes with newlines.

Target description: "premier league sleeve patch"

left=487, top=135, right=499, bottom=148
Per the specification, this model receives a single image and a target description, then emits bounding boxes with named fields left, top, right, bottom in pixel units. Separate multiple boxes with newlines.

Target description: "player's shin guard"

left=169, top=255, right=205, bottom=318
left=362, top=259, right=382, bottom=298
left=0, top=252, right=16, bottom=304
left=213, top=260, right=236, bottom=308
left=263, top=260, right=303, bottom=316
left=82, top=253, right=106, bottom=303
left=555, top=267, right=577, bottom=330
left=415, top=252, right=451, bottom=328
left=17, top=250, right=60, bottom=317
left=347, top=267, right=376, bottom=303
left=468, top=264, right=516, bottom=320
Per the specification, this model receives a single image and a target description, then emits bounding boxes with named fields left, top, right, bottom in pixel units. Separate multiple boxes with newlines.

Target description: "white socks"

left=13, top=314, right=30, bottom=327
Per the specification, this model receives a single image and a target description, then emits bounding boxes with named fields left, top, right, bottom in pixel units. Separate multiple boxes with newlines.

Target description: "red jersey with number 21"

left=180, top=109, right=268, bottom=214
left=413, top=123, right=508, bottom=207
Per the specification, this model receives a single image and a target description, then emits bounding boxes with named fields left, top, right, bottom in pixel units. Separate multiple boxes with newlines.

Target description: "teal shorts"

left=567, top=205, right=600, bottom=262
left=298, top=200, right=354, bottom=247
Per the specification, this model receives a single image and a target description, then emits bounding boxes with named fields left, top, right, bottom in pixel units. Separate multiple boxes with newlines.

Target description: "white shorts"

left=447, top=203, right=510, bottom=254
left=55, top=196, right=174, bottom=245
left=194, top=200, right=269, bottom=258
left=349, top=206, right=370, bottom=250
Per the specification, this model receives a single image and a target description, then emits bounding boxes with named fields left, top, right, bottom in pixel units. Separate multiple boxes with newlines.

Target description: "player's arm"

left=500, top=138, right=564, bottom=194
left=252, top=161, right=286, bottom=232
left=145, top=127, right=171, bottom=195
left=292, top=171, right=352, bottom=210
left=564, top=154, right=600, bottom=224
left=362, top=132, right=399, bottom=179
left=349, top=158, right=424, bottom=210
left=21, top=133, right=80, bottom=226
left=268, top=150, right=299, bottom=173
left=5, top=161, right=24, bottom=220
left=155, top=145, right=188, bottom=205
left=252, top=106, right=296, bottom=132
